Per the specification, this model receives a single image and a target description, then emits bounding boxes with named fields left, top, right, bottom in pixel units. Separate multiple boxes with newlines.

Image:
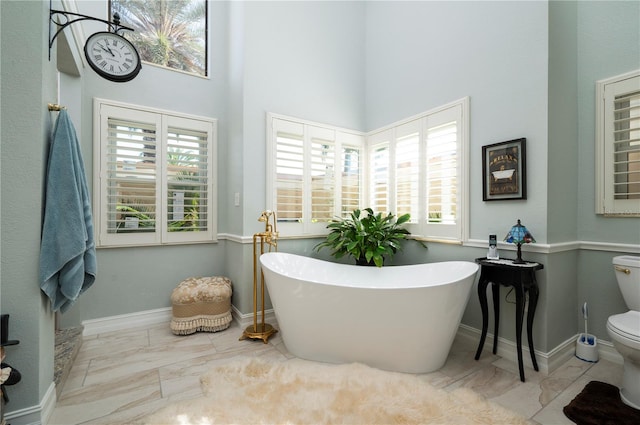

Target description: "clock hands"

left=97, top=42, right=115, bottom=57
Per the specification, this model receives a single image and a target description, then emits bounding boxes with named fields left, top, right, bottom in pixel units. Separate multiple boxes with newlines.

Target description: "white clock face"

left=84, top=32, right=141, bottom=82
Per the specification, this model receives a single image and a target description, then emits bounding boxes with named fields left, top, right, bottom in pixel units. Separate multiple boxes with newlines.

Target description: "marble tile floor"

left=48, top=320, right=623, bottom=425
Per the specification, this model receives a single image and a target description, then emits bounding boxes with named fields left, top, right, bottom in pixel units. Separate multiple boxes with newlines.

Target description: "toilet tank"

left=613, top=255, right=640, bottom=311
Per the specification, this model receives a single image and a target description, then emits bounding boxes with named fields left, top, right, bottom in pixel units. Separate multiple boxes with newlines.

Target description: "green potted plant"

left=314, top=208, right=419, bottom=267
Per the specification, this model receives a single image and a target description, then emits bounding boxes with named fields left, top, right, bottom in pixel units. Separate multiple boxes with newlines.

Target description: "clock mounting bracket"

left=48, top=0, right=136, bottom=61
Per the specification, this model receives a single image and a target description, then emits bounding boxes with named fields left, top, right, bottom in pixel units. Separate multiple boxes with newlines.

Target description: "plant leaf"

left=396, top=213, right=411, bottom=225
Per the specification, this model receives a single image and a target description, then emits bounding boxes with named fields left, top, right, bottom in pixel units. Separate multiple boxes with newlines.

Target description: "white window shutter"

left=395, top=120, right=421, bottom=223
left=612, top=90, right=640, bottom=201
left=339, top=132, right=363, bottom=218
left=309, top=126, right=336, bottom=226
left=271, top=119, right=305, bottom=231
left=164, top=115, right=216, bottom=243
left=368, top=130, right=392, bottom=214
left=423, top=104, right=462, bottom=241
left=98, top=105, right=162, bottom=246
left=597, top=71, right=640, bottom=216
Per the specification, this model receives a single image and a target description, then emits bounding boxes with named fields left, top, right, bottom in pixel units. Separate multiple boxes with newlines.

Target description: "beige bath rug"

left=137, top=357, right=529, bottom=424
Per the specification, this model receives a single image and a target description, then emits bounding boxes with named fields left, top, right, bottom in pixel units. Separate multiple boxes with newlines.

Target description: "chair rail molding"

left=221, top=232, right=638, bottom=254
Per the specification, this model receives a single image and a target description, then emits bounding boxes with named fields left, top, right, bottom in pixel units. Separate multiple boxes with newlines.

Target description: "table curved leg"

left=515, top=284, right=525, bottom=382
left=492, top=282, right=500, bottom=354
left=475, top=278, right=490, bottom=360
left=527, top=284, right=539, bottom=371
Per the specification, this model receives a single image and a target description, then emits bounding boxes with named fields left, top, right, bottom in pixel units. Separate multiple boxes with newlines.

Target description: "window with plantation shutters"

left=267, top=114, right=364, bottom=236
left=365, top=99, right=468, bottom=242
left=596, top=71, right=640, bottom=216
left=95, top=99, right=217, bottom=247
left=266, top=99, right=467, bottom=240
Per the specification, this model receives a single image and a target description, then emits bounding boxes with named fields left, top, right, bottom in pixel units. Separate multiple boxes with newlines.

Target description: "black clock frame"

left=84, top=32, right=142, bottom=83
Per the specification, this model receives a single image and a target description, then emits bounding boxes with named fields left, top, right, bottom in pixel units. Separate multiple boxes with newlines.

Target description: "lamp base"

left=511, top=243, right=527, bottom=264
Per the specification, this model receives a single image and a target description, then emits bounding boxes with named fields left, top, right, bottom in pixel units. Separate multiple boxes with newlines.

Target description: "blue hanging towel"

left=39, top=110, right=97, bottom=313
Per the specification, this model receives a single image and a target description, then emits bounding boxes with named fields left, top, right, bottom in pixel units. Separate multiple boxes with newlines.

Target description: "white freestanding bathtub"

left=260, top=252, right=479, bottom=373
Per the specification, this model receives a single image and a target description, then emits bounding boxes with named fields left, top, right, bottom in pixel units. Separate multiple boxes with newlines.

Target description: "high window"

left=266, top=97, right=469, bottom=241
left=596, top=70, right=640, bottom=216
left=267, top=114, right=364, bottom=235
left=110, top=0, right=208, bottom=77
left=94, top=99, right=217, bottom=247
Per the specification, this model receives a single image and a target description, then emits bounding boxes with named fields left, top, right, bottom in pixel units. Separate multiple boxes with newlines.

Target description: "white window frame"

left=266, top=113, right=364, bottom=236
left=266, top=97, right=469, bottom=242
left=93, top=98, right=217, bottom=247
left=110, top=0, right=210, bottom=78
left=366, top=98, right=469, bottom=243
left=596, top=69, right=640, bottom=216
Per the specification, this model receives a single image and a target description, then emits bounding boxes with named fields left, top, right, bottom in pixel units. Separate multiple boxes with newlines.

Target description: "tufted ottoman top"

left=171, top=276, right=232, bottom=305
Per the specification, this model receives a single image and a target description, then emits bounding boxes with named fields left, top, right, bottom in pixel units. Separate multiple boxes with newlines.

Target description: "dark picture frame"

left=482, top=138, right=527, bottom=201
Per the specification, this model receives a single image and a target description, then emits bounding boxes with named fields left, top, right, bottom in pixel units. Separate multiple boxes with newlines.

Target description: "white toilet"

left=606, top=255, right=640, bottom=410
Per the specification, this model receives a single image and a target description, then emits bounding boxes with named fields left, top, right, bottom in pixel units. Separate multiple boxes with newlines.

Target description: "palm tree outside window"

left=110, top=0, right=208, bottom=77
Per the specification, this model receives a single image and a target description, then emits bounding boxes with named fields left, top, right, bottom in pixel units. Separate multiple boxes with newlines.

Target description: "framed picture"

left=482, top=138, right=527, bottom=201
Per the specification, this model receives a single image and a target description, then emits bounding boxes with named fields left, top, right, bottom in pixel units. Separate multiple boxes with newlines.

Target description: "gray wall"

left=51, top=0, right=233, bottom=326
left=225, top=0, right=367, bottom=312
left=238, top=0, right=366, bottom=232
left=1, top=0, right=57, bottom=413
left=366, top=0, right=550, bottom=241
left=577, top=0, right=640, bottom=244
left=1, top=0, right=639, bottom=418
left=548, top=0, right=578, bottom=244
left=574, top=0, right=640, bottom=339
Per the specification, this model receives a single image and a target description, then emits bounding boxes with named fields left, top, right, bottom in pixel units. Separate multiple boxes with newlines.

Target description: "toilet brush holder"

left=576, top=333, right=599, bottom=363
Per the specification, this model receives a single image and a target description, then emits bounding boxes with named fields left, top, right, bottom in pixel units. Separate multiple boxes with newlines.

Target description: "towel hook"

left=48, top=103, right=66, bottom=111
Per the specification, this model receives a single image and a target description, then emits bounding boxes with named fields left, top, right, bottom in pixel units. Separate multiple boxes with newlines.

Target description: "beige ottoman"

left=170, top=276, right=232, bottom=335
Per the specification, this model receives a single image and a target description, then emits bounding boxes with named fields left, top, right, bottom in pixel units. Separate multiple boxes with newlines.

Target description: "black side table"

left=473, top=257, right=543, bottom=382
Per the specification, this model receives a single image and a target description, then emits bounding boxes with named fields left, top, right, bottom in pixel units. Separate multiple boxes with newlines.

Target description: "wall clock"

left=84, top=31, right=141, bottom=83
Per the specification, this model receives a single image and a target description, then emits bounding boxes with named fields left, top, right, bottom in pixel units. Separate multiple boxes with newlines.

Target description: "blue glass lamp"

left=504, top=219, right=536, bottom=264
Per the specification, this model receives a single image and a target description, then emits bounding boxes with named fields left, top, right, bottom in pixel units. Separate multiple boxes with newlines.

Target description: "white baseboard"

left=82, top=307, right=172, bottom=336
left=4, top=382, right=56, bottom=425
left=231, top=305, right=277, bottom=329
left=40, top=383, right=57, bottom=425
left=81, top=306, right=276, bottom=337
left=457, top=324, right=568, bottom=374
left=457, top=324, right=623, bottom=375
left=595, top=338, right=624, bottom=364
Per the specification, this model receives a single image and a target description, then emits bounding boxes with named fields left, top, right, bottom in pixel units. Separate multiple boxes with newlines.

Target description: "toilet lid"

left=608, top=311, right=640, bottom=342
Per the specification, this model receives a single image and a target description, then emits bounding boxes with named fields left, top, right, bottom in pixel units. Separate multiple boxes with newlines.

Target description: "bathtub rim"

left=260, top=251, right=479, bottom=290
